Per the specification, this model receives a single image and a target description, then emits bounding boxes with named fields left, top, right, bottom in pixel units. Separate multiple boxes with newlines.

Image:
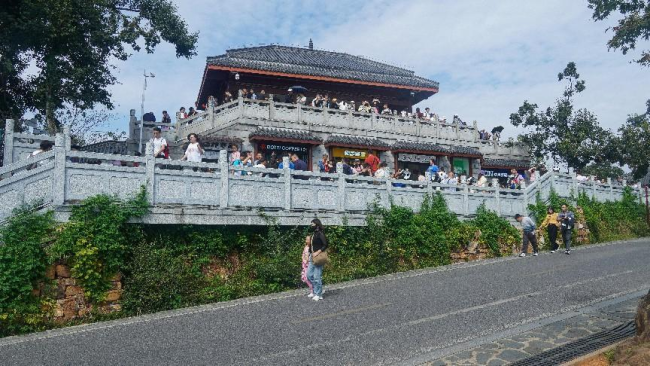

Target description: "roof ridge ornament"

left=308, top=38, right=313, bottom=50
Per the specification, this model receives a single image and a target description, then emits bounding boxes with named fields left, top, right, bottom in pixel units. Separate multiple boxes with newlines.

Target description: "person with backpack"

left=150, top=127, right=168, bottom=159
left=558, top=204, right=576, bottom=255
left=307, top=219, right=329, bottom=301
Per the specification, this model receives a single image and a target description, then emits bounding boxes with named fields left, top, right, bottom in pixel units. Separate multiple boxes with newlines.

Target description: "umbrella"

left=491, top=126, right=504, bottom=134
left=288, top=86, right=308, bottom=94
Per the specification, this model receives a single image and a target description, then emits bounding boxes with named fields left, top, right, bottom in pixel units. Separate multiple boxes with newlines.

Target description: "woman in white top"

left=180, top=133, right=204, bottom=162
left=374, top=162, right=388, bottom=179
left=476, top=172, right=488, bottom=187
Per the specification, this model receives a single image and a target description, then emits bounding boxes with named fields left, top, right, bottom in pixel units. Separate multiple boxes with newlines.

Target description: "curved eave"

left=249, top=135, right=322, bottom=145
left=207, top=65, right=440, bottom=93
left=392, top=148, right=449, bottom=156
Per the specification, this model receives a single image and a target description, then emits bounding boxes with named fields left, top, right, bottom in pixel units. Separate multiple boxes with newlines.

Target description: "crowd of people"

left=182, top=87, right=511, bottom=131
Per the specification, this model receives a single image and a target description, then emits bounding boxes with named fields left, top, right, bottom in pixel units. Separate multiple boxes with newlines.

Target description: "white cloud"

left=104, top=0, right=649, bottom=141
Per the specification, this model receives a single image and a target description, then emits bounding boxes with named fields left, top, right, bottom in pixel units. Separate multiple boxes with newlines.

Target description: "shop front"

left=249, top=127, right=323, bottom=170
left=324, top=136, right=391, bottom=169
left=257, top=142, right=311, bottom=168
left=480, top=159, right=530, bottom=186
left=391, top=141, right=450, bottom=178
left=396, top=152, right=442, bottom=177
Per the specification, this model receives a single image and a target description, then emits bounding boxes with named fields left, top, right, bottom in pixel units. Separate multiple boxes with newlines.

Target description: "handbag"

left=311, top=234, right=331, bottom=266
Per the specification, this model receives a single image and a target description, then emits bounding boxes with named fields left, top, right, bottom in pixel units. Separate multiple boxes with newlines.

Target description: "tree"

left=509, top=62, right=616, bottom=172
left=0, top=0, right=198, bottom=133
left=581, top=162, right=625, bottom=180
left=612, top=102, right=650, bottom=179
left=588, top=0, right=650, bottom=67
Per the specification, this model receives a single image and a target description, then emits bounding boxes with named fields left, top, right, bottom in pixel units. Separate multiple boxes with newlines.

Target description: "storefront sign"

left=259, top=142, right=308, bottom=153
left=397, top=153, right=438, bottom=164
left=482, top=168, right=525, bottom=179
left=331, top=147, right=367, bottom=159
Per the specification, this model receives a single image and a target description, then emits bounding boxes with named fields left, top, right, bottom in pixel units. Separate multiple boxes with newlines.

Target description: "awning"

left=450, top=146, right=483, bottom=158
left=324, top=135, right=391, bottom=151
left=248, top=127, right=322, bottom=145
left=391, top=141, right=450, bottom=155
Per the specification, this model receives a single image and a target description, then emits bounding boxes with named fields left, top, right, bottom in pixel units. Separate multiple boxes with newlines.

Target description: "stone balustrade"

left=175, top=98, right=527, bottom=160
left=0, top=129, right=639, bottom=226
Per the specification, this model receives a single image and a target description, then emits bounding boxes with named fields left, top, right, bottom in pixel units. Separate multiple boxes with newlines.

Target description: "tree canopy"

left=611, top=101, right=650, bottom=179
left=588, top=0, right=650, bottom=67
left=0, top=0, right=198, bottom=133
left=509, top=62, right=615, bottom=173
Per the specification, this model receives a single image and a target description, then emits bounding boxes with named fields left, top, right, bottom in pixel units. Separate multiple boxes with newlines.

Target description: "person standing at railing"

left=476, top=172, right=487, bottom=187
left=318, top=154, right=330, bottom=173
left=180, top=133, right=204, bottom=163
left=229, top=144, right=240, bottom=165
left=150, top=127, right=168, bottom=159
left=364, top=150, right=380, bottom=174
left=540, top=207, right=560, bottom=253
left=558, top=204, right=575, bottom=255
left=161, top=111, right=172, bottom=124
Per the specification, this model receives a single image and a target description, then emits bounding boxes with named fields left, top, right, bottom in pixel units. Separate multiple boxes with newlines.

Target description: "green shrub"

left=471, top=204, right=520, bottom=256
left=0, top=205, right=56, bottom=336
left=121, top=243, right=205, bottom=315
left=48, top=188, right=148, bottom=303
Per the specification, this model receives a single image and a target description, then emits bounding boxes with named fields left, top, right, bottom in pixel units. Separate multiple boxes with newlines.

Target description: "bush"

left=121, top=243, right=205, bottom=315
left=0, top=205, right=56, bottom=336
left=471, top=204, right=520, bottom=256
left=48, top=189, right=148, bottom=302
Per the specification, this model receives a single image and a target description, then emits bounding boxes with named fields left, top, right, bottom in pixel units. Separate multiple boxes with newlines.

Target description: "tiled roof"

left=324, top=135, right=391, bottom=149
left=482, top=159, right=530, bottom=169
left=451, top=146, right=483, bottom=157
left=391, top=141, right=450, bottom=154
left=208, top=45, right=439, bottom=90
left=249, top=127, right=322, bottom=143
left=81, top=141, right=129, bottom=155
left=200, top=135, right=243, bottom=146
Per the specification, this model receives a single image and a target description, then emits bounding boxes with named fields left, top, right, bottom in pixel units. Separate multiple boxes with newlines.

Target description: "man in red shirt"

left=365, top=150, right=380, bottom=173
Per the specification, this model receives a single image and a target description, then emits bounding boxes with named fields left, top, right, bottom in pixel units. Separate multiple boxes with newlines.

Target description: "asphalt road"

left=1, top=239, right=649, bottom=366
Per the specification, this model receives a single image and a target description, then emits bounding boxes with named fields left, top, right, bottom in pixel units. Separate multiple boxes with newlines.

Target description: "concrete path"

left=1, top=238, right=649, bottom=366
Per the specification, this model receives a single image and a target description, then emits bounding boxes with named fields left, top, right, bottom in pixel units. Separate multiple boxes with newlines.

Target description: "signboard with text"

left=331, top=147, right=368, bottom=159
left=397, top=153, right=438, bottom=164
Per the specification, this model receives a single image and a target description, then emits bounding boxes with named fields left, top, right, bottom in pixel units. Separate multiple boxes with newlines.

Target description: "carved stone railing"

left=0, top=131, right=640, bottom=225
left=176, top=97, right=503, bottom=147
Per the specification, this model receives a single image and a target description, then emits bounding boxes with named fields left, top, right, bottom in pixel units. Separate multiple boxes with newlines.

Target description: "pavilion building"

left=131, top=42, right=529, bottom=179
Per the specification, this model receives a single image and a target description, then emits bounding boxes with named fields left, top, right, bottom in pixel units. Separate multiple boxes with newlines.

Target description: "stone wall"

left=40, top=264, right=122, bottom=322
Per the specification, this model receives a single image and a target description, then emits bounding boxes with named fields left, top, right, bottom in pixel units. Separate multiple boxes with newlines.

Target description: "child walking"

left=302, top=236, right=314, bottom=298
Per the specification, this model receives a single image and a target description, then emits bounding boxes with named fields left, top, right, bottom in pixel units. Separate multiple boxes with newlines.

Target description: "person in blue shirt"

left=426, top=159, right=439, bottom=175
left=515, top=214, right=539, bottom=257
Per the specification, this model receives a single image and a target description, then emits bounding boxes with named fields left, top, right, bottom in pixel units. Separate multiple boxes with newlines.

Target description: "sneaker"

left=519, top=253, right=526, bottom=257
left=565, top=250, right=571, bottom=255
left=307, top=293, right=314, bottom=298
left=533, top=252, right=539, bottom=256
left=312, top=296, right=322, bottom=301
left=550, top=250, right=556, bottom=254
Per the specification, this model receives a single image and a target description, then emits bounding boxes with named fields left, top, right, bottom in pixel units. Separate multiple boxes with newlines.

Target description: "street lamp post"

left=139, top=70, right=155, bottom=154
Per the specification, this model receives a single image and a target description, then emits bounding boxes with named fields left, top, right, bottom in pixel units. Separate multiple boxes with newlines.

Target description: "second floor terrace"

left=175, top=97, right=528, bottom=160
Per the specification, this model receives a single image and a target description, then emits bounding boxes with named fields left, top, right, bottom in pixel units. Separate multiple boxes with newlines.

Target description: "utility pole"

left=139, top=70, right=155, bottom=154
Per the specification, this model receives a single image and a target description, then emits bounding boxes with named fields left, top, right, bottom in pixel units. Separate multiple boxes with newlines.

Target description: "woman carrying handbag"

left=307, top=219, right=329, bottom=302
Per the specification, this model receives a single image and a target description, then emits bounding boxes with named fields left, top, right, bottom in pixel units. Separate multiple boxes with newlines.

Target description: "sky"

left=106, top=0, right=649, bottom=140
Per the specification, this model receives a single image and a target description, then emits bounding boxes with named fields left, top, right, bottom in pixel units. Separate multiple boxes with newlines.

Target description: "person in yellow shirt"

left=540, top=207, right=560, bottom=253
